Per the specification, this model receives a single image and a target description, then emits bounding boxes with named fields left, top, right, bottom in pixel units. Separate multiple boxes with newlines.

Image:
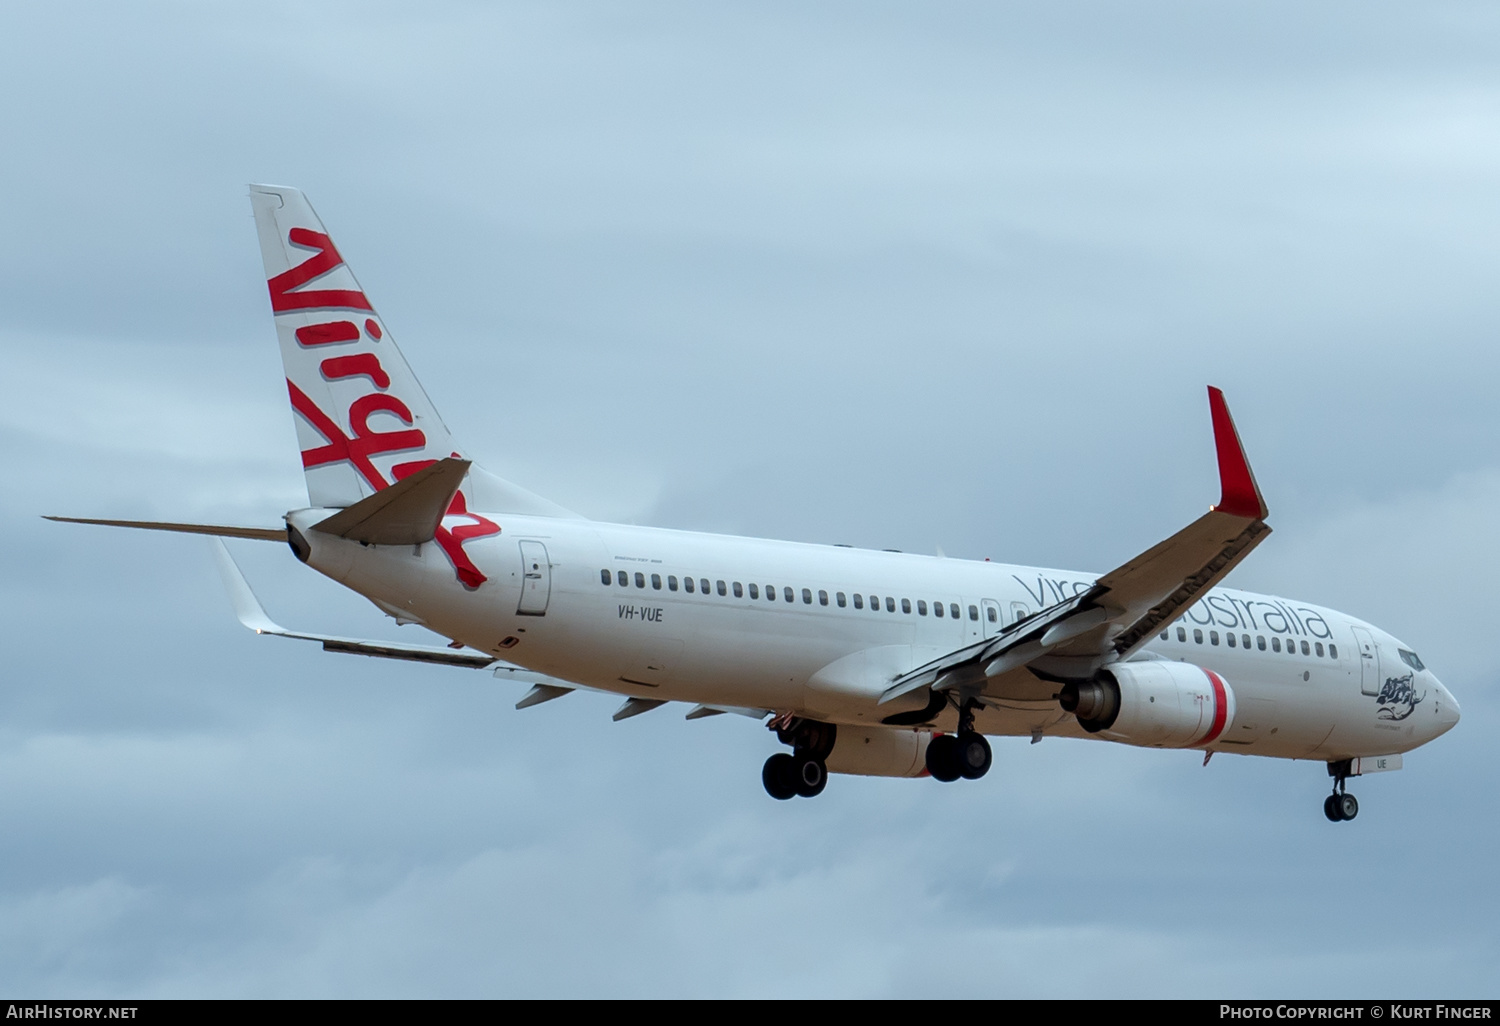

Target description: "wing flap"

left=1084, top=511, right=1269, bottom=658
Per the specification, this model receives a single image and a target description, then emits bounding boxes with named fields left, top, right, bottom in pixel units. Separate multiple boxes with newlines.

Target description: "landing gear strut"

left=763, top=716, right=834, bottom=800
left=1323, top=760, right=1359, bottom=822
left=926, top=699, right=992, bottom=782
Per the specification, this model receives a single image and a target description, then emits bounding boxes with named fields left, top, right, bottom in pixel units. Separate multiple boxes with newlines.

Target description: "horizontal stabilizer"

left=45, top=516, right=284, bottom=542
left=312, top=457, right=470, bottom=545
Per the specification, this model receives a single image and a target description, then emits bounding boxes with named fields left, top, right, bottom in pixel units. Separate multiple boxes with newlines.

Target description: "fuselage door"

left=517, top=540, right=551, bottom=616
left=981, top=599, right=1003, bottom=639
left=1350, top=625, right=1379, bottom=696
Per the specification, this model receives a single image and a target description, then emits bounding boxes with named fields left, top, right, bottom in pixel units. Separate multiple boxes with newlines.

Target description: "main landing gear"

left=925, top=699, right=992, bottom=783
left=1323, top=759, right=1359, bottom=822
left=763, top=716, right=834, bottom=800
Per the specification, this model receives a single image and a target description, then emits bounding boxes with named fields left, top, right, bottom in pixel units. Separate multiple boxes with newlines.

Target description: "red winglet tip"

left=1207, top=386, right=1267, bottom=520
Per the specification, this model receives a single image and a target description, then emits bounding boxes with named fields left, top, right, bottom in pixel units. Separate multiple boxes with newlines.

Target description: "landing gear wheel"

left=762, top=753, right=797, bottom=800
left=926, top=734, right=961, bottom=782
left=793, top=756, right=827, bottom=798
left=1323, top=794, right=1342, bottom=822
left=1323, top=760, right=1361, bottom=823
left=955, top=732, right=992, bottom=780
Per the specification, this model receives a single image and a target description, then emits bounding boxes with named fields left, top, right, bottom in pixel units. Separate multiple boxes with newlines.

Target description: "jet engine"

left=1058, top=661, right=1234, bottom=749
left=824, top=725, right=931, bottom=778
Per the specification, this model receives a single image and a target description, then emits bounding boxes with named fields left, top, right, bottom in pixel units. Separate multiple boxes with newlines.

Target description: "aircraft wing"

left=881, top=387, right=1270, bottom=711
left=210, top=540, right=632, bottom=712
left=211, top=537, right=500, bottom=668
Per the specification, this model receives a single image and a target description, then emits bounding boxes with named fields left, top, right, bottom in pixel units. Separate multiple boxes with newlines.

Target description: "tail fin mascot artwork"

left=48, top=186, right=1460, bottom=819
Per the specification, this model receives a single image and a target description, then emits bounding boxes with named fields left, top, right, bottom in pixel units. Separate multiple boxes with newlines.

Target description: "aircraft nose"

left=1434, top=678, right=1461, bottom=735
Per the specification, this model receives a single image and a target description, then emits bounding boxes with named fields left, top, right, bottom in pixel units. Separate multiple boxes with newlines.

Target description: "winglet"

left=210, top=536, right=499, bottom=668
left=1207, top=386, right=1268, bottom=520
left=210, top=537, right=286, bottom=635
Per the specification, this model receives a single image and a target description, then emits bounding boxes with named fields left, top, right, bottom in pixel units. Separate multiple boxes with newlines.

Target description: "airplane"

left=49, top=185, right=1461, bottom=822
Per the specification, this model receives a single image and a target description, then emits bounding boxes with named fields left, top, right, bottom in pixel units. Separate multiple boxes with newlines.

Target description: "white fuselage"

left=290, top=508, right=1460, bottom=764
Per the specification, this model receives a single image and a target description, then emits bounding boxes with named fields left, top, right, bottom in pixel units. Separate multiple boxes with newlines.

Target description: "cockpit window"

left=1399, top=649, right=1426, bottom=672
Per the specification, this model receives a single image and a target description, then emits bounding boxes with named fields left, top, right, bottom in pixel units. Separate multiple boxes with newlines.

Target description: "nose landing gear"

left=1323, top=792, right=1359, bottom=822
left=1323, top=760, right=1359, bottom=822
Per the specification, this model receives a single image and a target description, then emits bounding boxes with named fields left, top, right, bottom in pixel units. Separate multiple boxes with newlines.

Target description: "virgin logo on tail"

left=270, top=228, right=499, bottom=588
left=269, top=229, right=375, bottom=313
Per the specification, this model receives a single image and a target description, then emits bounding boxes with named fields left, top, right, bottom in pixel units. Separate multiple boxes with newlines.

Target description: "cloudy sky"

left=1, top=0, right=1496, bottom=997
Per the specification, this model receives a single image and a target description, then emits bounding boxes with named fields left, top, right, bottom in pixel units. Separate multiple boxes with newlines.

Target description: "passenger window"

left=836, top=592, right=847, bottom=607
left=901, top=598, right=911, bottom=614
left=1159, top=631, right=1168, bottom=641
left=853, top=594, right=864, bottom=609
left=819, top=590, right=829, bottom=606
left=748, top=583, right=759, bottom=599
left=987, top=607, right=998, bottom=623
left=885, top=597, right=896, bottom=612
left=968, top=605, right=978, bottom=621
left=934, top=601, right=944, bottom=618
left=651, top=574, right=661, bottom=590
left=802, top=588, right=812, bottom=604
left=1227, top=633, right=1237, bottom=648
left=785, top=587, right=795, bottom=603
left=717, top=580, right=727, bottom=596
left=1257, top=636, right=1266, bottom=651
left=635, top=572, right=645, bottom=588
left=767, top=585, right=776, bottom=601
left=1193, top=629, right=1203, bottom=644
left=600, top=569, right=611, bottom=585
left=1271, top=636, right=1280, bottom=652
left=1242, top=634, right=1250, bottom=649
left=733, top=582, right=743, bottom=598
left=700, top=578, right=710, bottom=595
left=684, top=576, right=695, bottom=593
left=1177, top=627, right=1187, bottom=642
left=871, top=595, right=880, bottom=611
left=918, top=600, right=929, bottom=616
left=1300, top=640, right=1310, bottom=656
left=1329, top=643, right=1338, bottom=659
left=617, top=571, right=629, bottom=587
left=951, top=603, right=961, bottom=619
left=668, top=575, right=679, bottom=592
left=1210, top=631, right=1219, bottom=646
left=1315, top=642, right=1324, bottom=657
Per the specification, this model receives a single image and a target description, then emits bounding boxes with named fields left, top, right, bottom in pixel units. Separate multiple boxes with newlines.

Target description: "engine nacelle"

left=1059, top=661, right=1235, bottom=749
left=824, top=726, right=931, bottom=777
